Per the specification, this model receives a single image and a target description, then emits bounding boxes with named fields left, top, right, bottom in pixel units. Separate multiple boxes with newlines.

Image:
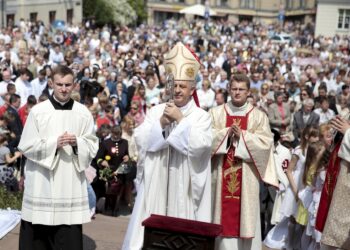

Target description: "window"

left=338, top=9, right=350, bottom=29
left=30, top=12, right=37, bottom=23
left=240, top=0, right=255, bottom=8
left=6, top=14, right=14, bottom=27
left=49, top=11, right=56, bottom=24
left=285, top=0, right=293, bottom=10
left=67, top=9, right=73, bottom=24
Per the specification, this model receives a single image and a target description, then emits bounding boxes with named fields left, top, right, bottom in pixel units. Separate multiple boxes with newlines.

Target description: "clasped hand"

left=330, top=116, right=350, bottom=135
left=57, top=131, right=77, bottom=149
left=228, top=124, right=241, bottom=141
left=160, top=102, right=183, bottom=129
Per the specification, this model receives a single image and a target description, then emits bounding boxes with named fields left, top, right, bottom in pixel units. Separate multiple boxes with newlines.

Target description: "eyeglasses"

left=131, top=107, right=138, bottom=110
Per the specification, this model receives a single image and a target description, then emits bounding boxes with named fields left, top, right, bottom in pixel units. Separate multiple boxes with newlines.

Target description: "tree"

left=127, top=0, right=148, bottom=25
left=83, top=0, right=137, bottom=26
left=109, top=0, right=137, bottom=25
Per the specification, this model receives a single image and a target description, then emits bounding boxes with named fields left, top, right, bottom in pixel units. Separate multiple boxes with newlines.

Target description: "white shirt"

left=0, top=80, right=13, bottom=95
left=197, top=88, right=215, bottom=110
left=49, top=50, right=64, bottom=65
left=31, top=77, right=47, bottom=99
left=314, top=108, right=335, bottom=125
left=15, top=77, right=33, bottom=107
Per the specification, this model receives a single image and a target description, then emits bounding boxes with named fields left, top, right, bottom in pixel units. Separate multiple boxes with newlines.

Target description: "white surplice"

left=18, top=100, right=99, bottom=225
left=123, top=99, right=212, bottom=250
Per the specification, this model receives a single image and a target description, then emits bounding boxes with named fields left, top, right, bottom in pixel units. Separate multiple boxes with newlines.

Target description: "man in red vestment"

left=210, top=74, right=278, bottom=250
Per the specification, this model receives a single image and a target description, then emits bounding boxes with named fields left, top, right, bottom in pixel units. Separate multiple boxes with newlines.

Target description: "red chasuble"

left=221, top=111, right=249, bottom=237
left=315, top=142, right=341, bottom=232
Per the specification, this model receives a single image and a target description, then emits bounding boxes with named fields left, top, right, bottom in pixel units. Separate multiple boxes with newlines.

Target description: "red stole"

left=315, top=142, right=341, bottom=232
left=221, top=111, right=249, bottom=237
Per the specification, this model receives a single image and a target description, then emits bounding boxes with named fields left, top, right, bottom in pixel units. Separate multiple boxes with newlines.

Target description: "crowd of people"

left=0, top=15, right=349, bottom=250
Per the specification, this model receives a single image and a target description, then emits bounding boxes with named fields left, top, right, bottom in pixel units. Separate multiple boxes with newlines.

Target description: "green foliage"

left=127, top=0, right=148, bottom=25
left=99, top=167, right=114, bottom=182
left=0, top=185, right=23, bottom=210
left=83, top=0, right=95, bottom=19
left=83, top=0, right=137, bottom=26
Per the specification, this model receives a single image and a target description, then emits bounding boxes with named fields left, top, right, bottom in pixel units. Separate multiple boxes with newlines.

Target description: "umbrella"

left=180, top=4, right=217, bottom=17
left=51, top=20, right=66, bottom=31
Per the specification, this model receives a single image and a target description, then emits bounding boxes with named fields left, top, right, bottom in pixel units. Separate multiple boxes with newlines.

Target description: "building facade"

left=315, top=0, right=350, bottom=37
left=0, top=0, right=82, bottom=27
left=147, top=0, right=316, bottom=25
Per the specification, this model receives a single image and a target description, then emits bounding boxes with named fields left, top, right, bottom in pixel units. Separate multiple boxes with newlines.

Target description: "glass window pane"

left=339, top=9, right=344, bottom=29
left=345, top=17, right=350, bottom=29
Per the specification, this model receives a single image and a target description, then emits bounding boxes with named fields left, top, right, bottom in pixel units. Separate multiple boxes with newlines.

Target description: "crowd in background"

left=0, top=16, right=349, bottom=249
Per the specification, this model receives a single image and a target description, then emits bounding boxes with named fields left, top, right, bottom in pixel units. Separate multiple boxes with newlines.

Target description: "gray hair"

left=303, top=98, right=314, bottom=106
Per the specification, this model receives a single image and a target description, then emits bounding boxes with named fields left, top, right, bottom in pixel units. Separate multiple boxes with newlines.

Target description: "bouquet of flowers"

left=98, top=155, right=114, bottom=182
left=99, top=168, right=113, bottom=182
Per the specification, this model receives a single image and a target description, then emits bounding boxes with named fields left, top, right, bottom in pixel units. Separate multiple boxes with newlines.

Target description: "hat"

left=125, top=59, right=134, bottom=67
left=109, top=94, right=118, bottom=100
left=164, top=42, right=200, bottom=82
left=164, top=42, right=201, bottom=107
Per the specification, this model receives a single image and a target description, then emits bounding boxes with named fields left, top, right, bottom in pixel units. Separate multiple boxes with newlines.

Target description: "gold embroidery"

left=325, top=151, right=337, bottom=196
left=185, top=67, right=195, bottom=78
left=232, top=118, right=242, bottom=129
left=224, top=160, right=241, bottom=199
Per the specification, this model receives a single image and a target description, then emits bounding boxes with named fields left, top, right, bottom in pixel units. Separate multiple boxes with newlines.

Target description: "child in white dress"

left=264, top=126, right=319, bottom=249
left=306, top=124, right=332, bottom=250
left=285, top=126, right=320, bottom=249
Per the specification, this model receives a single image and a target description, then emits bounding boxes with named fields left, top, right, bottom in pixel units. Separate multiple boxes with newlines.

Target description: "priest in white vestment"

left=18, top=65, right=98, bottom=250
left=210, top=74, right=278, bottom=250
left=122, top=42, right=212, bottom=250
